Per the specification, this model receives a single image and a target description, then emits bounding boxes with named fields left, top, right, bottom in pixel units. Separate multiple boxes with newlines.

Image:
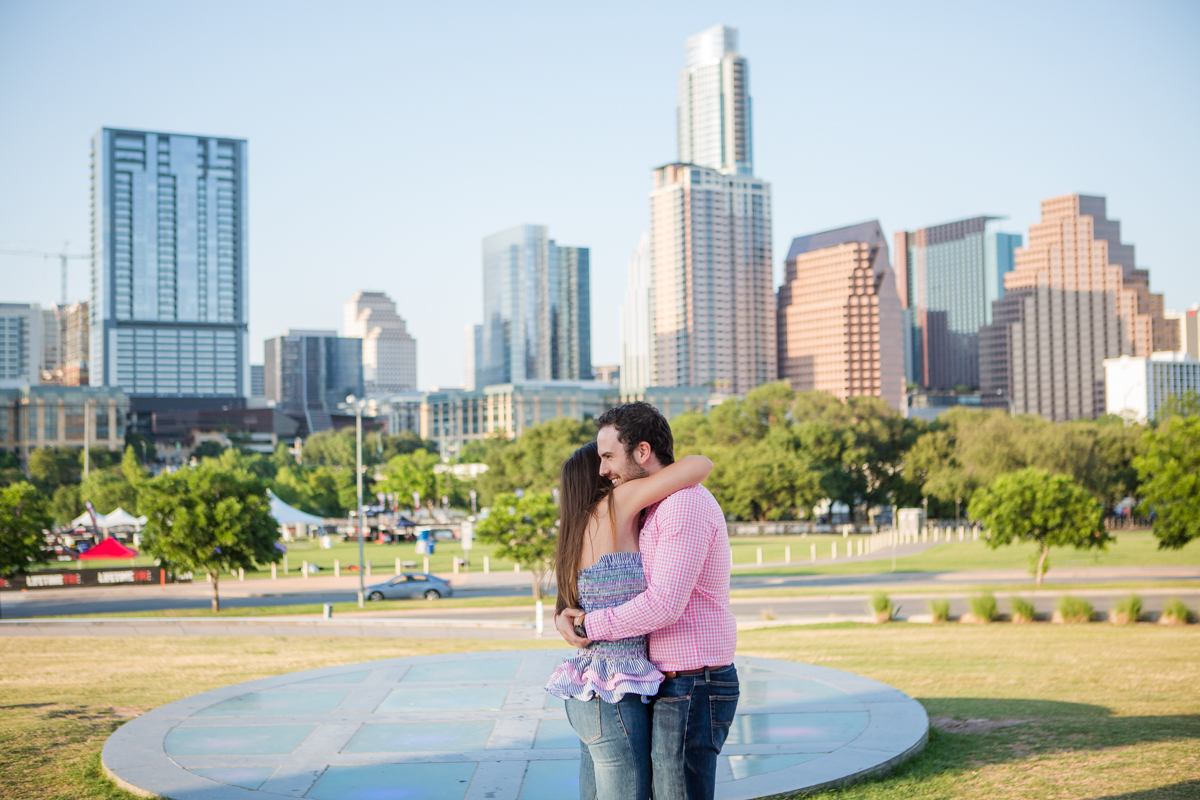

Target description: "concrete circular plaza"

left=102, top=649, right=928, bottom=800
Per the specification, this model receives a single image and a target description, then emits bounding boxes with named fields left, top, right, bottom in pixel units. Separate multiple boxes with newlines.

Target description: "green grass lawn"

left=735, top=530, right=1200, bottom=578
left=2, top=624, right=1196, bottom=799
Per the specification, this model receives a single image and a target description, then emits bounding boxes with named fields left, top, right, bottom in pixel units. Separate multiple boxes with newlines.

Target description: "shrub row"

left=871, top=593, right=1194, bottom=624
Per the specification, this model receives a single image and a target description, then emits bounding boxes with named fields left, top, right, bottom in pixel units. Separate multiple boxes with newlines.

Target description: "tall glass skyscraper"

left=894, top=217, right=1021, bottom=391
left=641, top=25, right=775, bottom=396
left=678, top=24, right=753, bottom=175
left=90, top=128, right=248, bottom=400
left=479, top=225, right=591, bottom=387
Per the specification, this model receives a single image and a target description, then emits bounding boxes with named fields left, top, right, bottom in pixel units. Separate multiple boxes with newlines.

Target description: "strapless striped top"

left=545, top=551, right=664, bottom=704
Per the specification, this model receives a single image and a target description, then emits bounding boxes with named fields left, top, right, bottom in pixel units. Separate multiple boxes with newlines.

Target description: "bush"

left=1111, top=594, right=1142, bottom=624
left=869, top=592, right=895, bottom=623
left=1011, top=597, right=1036, bottom=623
left=929, top=598, right=951, bottom=623
left=968, top=592, right=998, bottom=623
left=1057, top=595, right=1093, bottom=624
left=1161, top=598, right=1191, bottom=625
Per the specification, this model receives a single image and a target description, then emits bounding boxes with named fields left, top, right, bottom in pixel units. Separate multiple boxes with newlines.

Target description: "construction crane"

left=0, top=243, right=89, bottom=305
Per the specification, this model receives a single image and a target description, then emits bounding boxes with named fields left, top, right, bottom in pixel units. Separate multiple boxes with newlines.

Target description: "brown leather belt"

left=662, top=665, right=731, bottom=680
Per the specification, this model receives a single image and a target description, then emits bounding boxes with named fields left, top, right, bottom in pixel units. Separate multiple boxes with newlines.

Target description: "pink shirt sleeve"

left=584, top=490, right=714, bottom=641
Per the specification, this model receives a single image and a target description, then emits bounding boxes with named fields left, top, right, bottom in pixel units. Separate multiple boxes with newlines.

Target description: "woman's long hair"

left=555, top=441, right=612, bottom=614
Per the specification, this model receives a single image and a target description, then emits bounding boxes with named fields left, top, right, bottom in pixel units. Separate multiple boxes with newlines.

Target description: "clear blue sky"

left=1, top=0, right=1196, bottom=389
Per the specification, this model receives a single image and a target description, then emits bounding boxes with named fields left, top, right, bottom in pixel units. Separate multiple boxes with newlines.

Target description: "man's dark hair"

left=594, top=402, right=674, bottom=466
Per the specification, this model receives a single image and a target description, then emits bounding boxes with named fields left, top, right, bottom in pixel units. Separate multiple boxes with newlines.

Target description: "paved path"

left=101, top=649, right=928, bottom=800
left=4, top=587, right=1195, bottom=639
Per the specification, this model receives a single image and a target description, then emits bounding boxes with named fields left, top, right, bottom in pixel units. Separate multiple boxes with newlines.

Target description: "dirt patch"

left=930, top=716, right=1032, bottom=734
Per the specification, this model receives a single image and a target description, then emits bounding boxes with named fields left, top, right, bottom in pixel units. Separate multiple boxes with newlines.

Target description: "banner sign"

left=0, top=567, right=193, bottom=591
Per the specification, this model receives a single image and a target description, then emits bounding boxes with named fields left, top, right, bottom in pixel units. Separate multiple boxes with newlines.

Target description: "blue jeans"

left=566, top=694, right=652, bottom=800
left=650, top=665, right=740, bottom=800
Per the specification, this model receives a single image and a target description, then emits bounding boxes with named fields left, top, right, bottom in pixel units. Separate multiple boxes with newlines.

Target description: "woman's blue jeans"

left=565, top=693, right=652, bottom=800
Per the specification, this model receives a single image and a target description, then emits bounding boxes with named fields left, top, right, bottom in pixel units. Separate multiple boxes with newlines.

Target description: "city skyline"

left=1, top=3, right=1197, bottom=390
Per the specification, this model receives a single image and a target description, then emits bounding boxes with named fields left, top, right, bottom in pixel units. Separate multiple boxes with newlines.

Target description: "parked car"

left=364, top=573, right=453, bottom=601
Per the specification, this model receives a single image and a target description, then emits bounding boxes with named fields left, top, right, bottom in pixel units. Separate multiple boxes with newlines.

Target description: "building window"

left=44, top=403, right=58, bottom=440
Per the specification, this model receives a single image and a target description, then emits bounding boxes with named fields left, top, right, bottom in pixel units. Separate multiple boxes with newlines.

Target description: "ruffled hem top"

left=545, top=551, right=664, bottom=704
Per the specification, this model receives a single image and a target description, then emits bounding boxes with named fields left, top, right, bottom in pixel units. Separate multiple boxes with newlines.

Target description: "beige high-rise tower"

left=776, top=222, right=906, bottom=411
left=980, top=194, right=1176, bottom=420
left=642, top=26, right=776, bottom=396
left=344, top=291, right=417, bottom=394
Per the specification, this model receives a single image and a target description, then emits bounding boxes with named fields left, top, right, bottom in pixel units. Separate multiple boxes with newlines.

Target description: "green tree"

left=80, top=466, right=138, bottom=515
left=50, top=484, right=82, bottom=526
left=28, top=447, right=82, bottom=492
left=476, top=490, right=558, bottom=598
left=1134, top=414, right=1200, bottom=549
left=969, top=467, right=1109, bottom=587
left=378, top=449, right=440, bottom=510
left=477, top=419, right=594, bottom=503
left=0, top=482, right=50, bottom=616
left=121, top=445, right=148, bottom=486
left=191, top=440, right=227, bottom=460
left=0, top=450, right=23, bottom=488
left=140, top=462, right=280, bottom=612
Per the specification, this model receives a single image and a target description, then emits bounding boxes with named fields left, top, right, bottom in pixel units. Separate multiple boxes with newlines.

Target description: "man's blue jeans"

left=650, top=664, right=740, bottom=800
left=566, top=693, right=652, bottom=800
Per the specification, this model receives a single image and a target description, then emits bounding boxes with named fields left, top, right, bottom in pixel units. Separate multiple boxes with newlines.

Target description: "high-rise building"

left=894, top=218, right=1021, bottom=391
left=643, top=27, right=775, bottom=396
left=619, top=234, right=651, bottom=395
left=479, top=225, right=592, bottom=387
left=678, top=24, right=753, bottom=176
left=1163, top=305, right=1200, bottom=360
left=61, top=302, right=89, bottom=386
left=464, top=324, right=482, bottom=390
left=0, top=304, right=44, bottom=388
left=91, top=128, right=249, bottom=401
left=263, top=330, right=362, bottom=433
left=1104, top=352, right=1200, bottom=423
left=249, top=365, right=264, bottom=398
left=980, top=194, right=1175, bottom=420
left=776, top=221, right=906, bottom=411
left=649, top=165, right=775, bottom=394
left=343, top=291, right=417, bottom=394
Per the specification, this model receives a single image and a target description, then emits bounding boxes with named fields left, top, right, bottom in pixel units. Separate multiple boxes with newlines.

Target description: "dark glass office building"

left=894, top=217, right=1021, bottom=391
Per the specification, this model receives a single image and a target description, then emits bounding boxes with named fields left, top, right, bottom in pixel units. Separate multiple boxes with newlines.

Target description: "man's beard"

left=616, top=459, right=650, bottom=484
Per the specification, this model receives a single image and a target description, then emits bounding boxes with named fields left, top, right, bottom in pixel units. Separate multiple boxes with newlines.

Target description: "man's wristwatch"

left=573, top=612, right=586, bottom=639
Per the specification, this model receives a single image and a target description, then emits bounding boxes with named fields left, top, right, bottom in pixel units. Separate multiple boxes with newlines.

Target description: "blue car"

left=365, top=573, right=454, bottom=601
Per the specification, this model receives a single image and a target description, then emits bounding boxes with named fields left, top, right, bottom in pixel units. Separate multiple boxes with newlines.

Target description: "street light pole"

left=351, top=397, right=366, bottom=608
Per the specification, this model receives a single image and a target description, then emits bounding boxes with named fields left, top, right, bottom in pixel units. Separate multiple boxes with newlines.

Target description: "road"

left=3, top=565, right=1196, bottom=621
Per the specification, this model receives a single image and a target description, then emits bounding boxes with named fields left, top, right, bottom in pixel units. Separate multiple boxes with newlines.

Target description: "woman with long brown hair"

left=545, top=441, right=712, bottom=800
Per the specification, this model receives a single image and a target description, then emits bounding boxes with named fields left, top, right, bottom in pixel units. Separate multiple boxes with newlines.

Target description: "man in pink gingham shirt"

left=556, top=402, right=739, bottom=800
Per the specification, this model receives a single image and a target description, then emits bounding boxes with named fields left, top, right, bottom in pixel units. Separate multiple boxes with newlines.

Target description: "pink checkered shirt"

left=584, top=484, right=736, bottom=672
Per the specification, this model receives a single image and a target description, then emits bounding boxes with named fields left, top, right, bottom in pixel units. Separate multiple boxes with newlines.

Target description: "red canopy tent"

left=79, top=537, right=139, bottom=561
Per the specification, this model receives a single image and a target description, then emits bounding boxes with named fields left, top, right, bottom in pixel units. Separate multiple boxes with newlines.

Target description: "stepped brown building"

left=776, top=221, right=906, bottom=411
left=980, top=194, right=1177, bottom=420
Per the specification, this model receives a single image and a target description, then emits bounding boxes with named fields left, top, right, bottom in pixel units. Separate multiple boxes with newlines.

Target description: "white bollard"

left=831, top=542, right=837, bottom=560
left=283, top=555, right=288, bottom=574
left=238, top=567, right=244, bottom=581
left=536, top=599, right=544, bottom=637
left=785, top=545, right=791, bottom=563
left=334, top=560, right=340, bottom=578
left=514, top=563, right=520, bottom=573
left=424, top=556, right=430, bottom=574
left=206, top=572, right=211, bottom=583
left=366, top=559, right=371, bottom=578
left=811, top=544, right=816, bottom=562
left=858, top=539, right=863, bottom=556
left=453, top=558, right=460, bottom=574
left=484, top=556, right=490, bottom=573
left=302, top=560, right=308, bottom=578
left=756, top=547, right=763, bottom=565
left=271, top=562, right=277, bottom=580
left=395, top=557, right=401, bottom=575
